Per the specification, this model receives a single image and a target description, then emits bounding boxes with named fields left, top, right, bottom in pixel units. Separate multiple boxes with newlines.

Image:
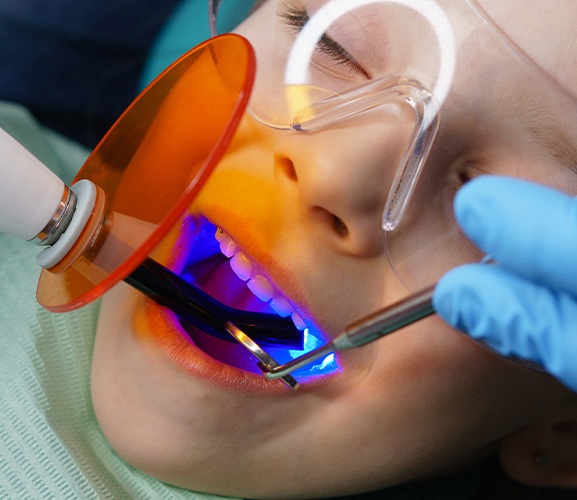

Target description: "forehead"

left=474, top=0, right=577, bottom=101
left=265, top=0, right=577, bottom=110
left=272, top=0, right=577, bottom=88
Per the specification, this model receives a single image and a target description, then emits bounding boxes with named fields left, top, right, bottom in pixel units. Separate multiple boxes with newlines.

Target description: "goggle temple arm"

left=209, top=0, right=221, bottom=37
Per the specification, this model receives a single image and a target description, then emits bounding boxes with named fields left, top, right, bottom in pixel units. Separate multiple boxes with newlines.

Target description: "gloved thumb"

left=454, top=176, right=577, bottom=296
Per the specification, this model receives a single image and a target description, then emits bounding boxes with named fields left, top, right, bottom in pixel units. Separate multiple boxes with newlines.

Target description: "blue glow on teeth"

left=215, top=226, right=339, bottom=377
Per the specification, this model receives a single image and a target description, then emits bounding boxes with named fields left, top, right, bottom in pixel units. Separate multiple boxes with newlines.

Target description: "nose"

left=273, top=111, right=416, bottom=257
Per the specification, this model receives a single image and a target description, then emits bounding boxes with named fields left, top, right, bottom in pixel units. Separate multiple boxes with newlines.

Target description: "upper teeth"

left=215, top=227, right=307, bottom=330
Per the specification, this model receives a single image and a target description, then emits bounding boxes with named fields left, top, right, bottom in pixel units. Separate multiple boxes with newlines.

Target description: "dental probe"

left=261, top=285, right=436, bottom=380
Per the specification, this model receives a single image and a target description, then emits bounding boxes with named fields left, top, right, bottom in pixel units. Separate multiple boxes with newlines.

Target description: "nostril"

left=277, top=157, right=298, bottom=182
left=331, top=215, right=349, bottom=238
left=313, top=207, right=350, bottom=239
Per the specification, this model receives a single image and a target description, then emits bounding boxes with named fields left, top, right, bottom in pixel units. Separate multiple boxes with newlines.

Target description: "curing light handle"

left=0, top=127, right=96, bottom=268
left=0, top=127, right=70, bottom=242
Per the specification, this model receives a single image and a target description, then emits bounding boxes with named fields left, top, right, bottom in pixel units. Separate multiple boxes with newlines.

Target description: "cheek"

left=372, top=314, right=568, bottom=448
left=89, top=283, right=570, bottom=498
left=90, top=289, right=238, bottom=472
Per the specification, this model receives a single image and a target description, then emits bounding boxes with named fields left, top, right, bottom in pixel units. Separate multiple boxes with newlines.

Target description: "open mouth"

left=175, top=216, right=338, bottom=378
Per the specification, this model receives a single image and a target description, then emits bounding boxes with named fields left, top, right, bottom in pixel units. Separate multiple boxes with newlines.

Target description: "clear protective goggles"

left=211, top=0, right=577, bottom=292
left=34, top=0, right=577, bottom=388
left=203, top=0, right=577, bottom=383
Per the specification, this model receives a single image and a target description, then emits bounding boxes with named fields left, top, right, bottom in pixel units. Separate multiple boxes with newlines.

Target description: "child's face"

left=92, top=1, right=577, bottom=498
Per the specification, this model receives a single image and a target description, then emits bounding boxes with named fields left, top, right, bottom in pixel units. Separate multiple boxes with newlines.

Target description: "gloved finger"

left=434, top=263, right=577, bottom=393
left=454, top=176, right=577, bottom=296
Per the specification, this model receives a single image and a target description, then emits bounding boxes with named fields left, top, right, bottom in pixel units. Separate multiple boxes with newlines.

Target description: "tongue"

left=179, top=225, right=281, bottom=371
left=181, top=218, right=277, bottom=315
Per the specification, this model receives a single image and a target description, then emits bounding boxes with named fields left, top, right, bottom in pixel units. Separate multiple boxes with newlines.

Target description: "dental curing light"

left=0, top=35, right=302, bottom=357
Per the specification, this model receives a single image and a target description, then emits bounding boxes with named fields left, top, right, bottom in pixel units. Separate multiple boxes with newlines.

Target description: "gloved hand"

left=433, top=176, right=577, bottom=392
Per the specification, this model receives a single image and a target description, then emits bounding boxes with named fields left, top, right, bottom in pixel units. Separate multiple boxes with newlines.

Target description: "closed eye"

left=279, top=3, right=371, bottom=79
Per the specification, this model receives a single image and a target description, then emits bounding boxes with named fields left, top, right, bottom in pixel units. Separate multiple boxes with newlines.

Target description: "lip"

left=141, top=297, right=292, bottom=392
left=139, top=212, right=338, bottom=393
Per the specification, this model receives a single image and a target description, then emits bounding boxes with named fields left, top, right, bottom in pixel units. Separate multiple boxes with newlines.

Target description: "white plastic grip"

left=0, top=127, right=65, bottom=241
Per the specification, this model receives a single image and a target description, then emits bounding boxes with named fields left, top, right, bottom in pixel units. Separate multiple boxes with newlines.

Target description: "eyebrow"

left=503, top=84, right=577, bottom=173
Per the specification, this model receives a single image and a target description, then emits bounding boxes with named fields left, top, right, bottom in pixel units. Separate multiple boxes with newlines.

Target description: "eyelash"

left=279, top=4, right=370, bottom=79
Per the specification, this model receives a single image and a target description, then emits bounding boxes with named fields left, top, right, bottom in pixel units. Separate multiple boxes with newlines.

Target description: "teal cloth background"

left=140, top=0, right=256, bottom=89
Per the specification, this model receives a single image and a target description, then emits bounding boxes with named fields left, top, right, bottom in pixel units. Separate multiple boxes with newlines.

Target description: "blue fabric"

left=434, top=176, right=577, bottom=392
left=0, top=0, right=182, bottom=147
left=139, top=0, right=212, bottom=89
left=140, top=0, right=256, bottom=89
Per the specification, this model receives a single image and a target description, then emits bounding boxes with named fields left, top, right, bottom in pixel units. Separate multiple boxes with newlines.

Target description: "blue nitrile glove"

left=433, top=176, right=577, bottom=392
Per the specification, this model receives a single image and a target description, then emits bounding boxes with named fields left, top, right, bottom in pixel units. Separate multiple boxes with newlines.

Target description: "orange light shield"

left=37, top=34, right=255, bottom=311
